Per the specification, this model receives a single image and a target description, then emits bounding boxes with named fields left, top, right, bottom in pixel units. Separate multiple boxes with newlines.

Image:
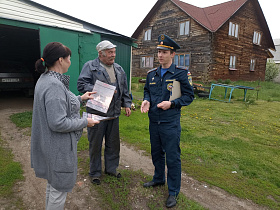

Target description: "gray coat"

left=77, top=58, right=131, bottom=117
left=31, top=73, right=87, bottom=192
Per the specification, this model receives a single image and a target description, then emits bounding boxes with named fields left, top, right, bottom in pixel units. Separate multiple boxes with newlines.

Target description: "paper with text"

left=86, top=80, right=116, bottom=113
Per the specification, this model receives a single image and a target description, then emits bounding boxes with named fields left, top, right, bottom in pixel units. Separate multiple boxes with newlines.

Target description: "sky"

left=32, top=0, right=280, bottom=40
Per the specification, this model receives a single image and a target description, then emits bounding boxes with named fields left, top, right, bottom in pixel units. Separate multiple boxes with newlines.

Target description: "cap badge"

left=161, top=35, right=165, bottom=40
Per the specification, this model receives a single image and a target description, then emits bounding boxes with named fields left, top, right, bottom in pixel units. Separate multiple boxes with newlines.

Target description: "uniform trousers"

left=149, top=118, right=181, bottom=196
left=88, top=117, right=120, bottom=178
left=45, top=183, right=67, bottom=210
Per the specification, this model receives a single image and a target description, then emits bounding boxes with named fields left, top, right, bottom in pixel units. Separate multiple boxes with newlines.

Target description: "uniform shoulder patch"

left=176, top=66, right=188, bottom=70
left=147, top=68, right=157, bottom=74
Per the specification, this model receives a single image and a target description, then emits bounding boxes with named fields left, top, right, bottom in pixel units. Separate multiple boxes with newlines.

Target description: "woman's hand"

left=81, top=91, right=96, bottom=101
left=87, top=118, right=99, bottom=127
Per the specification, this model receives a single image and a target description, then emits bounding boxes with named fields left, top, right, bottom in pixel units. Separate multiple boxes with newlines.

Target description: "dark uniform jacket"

left=77, top=58, right=131, bottom=117
left=143, top=63, right=194, bottom=122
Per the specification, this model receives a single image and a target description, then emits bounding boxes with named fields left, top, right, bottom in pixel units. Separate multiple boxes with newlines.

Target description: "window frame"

left=144, top=28, right=152, bottom=41
left=140, top=55, right=154, bottom=68
left=250, top=58, right=256, bottom=71
left=179, top=20, right=190, bottom=36
left=229, top=55, right=237, bottom=70
left=253, top=31, right=262, bottom=45
left=173, top=53, right=190, bottom=69
left=228, top=22, right=239, bottom=38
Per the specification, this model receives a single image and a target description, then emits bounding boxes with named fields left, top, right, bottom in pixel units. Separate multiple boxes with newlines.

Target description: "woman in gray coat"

left=31, top=42, right=99, bottom=210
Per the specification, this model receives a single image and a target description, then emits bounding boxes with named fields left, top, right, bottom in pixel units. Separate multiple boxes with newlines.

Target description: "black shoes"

left=143, top=181, right=165, bottom=188
left=105, top=171, right=122, bottom=178
left=91, top=172, right=121, bottom=185
left=143, top=180, right=177, bottom=208
left=166, top=195, right=177, bottom=208
left=91, top=178, right=101, bottom=185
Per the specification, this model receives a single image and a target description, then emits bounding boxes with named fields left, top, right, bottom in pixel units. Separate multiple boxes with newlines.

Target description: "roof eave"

left=24, top=0, right=134, bottom=42
left=171, top=0, right=215, bottom=32
left=252, top=0, right=275, bottom=51
left=132, top=0, right=163, bottom=39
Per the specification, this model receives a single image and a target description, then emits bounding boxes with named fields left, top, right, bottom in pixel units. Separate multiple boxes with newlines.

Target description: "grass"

left=0, top=117, right=26, bottom=209
left=92, top=169, right=204, bottom=210
left=131, top=77, right=280, bottom=102
left=118, top=78, right=280, bottom=209
left=179, top=100, right=280, bottom=207
left=10, top=111, right=32, bottom=128
left=77, top=135, right=204, bottom=209
left=0, top=133, right=24, bottom=197
left=202, top=80, right=280, bottom=102
left=77, top=110, right=205, bottom=209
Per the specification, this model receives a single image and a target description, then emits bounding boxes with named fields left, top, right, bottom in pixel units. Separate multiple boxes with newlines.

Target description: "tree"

left=265, top=60, right=280, bottom=81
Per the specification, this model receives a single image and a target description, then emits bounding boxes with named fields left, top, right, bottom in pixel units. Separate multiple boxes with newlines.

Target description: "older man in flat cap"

left=141, top=34, right=194, bottom=208
left=77, top=40, right=131, bottom=185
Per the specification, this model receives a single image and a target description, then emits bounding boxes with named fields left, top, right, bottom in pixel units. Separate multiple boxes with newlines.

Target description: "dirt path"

left=0, top=95, right=267, bottom=210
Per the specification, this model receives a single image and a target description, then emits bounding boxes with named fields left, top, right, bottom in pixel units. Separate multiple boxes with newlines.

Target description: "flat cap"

left=157, top=34, right=180, bottom=51
left=96, top=40, right=117, bottom=52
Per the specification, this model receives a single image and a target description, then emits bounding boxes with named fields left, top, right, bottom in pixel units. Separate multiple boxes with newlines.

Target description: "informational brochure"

left=82, top=112, right=116, bottom=121
left=169, top=81, right=181, bottom=101
left=86, top=80, right=116, bottom=113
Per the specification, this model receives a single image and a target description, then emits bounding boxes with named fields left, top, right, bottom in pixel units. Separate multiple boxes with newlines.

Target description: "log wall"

left=132, top=0, right=212, bottom=79
left=211, top=1, right=269, bottom=81
left=132, top=0, right=269, bottom=81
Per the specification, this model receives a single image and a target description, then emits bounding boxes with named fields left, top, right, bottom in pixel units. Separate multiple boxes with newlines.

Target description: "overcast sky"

left=32, top=0, right=280, bottom=40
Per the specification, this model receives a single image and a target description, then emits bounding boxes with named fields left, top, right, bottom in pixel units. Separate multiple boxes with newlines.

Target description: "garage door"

left=39, top=26, right=79, bottom=95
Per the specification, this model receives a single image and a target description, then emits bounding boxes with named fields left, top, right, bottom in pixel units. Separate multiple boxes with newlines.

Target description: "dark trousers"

left=88, top=117, right=120, bottom=177
left=149, top=119, right=181, bottom=196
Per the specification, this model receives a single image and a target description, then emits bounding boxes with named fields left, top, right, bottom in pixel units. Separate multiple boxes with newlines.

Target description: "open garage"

left=0, top=24, right=40, bottom=96
left=0, top=0, right=134, bottom=97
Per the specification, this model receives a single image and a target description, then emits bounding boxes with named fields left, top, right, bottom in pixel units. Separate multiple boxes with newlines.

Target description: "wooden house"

left=269, top=39, right=280, bottom=67
left=0, top=0, right=134, bottom=95
left=131, top=0, right=275, bottom=81
left=269, top=39, right=280, bottom=82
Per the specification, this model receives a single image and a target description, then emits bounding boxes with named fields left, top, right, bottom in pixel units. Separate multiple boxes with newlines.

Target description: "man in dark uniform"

left=141, top=34, right=194, bottom=208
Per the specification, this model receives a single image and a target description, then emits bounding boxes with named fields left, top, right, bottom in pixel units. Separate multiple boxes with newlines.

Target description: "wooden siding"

left=0, top=0, right=90, bottom=33
left=132, top=0, right=212, bottom=79
left=132, top=0, right=271, bottom=81
left=211, top=1, right=268, bottom=81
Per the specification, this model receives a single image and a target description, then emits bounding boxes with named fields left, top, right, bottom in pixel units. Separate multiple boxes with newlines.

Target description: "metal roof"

left=0, top=0, right=134, bottom=43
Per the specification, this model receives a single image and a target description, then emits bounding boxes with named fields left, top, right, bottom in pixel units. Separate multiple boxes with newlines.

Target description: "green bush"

left=265, top=61, right=279, bottom=81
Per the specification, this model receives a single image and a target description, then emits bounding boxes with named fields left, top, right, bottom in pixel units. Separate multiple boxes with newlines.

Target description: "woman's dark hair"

left=35, top=42, right=72, bottom=74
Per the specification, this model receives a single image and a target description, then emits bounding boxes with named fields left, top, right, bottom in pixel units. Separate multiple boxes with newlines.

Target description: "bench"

left=208, top=83, right=255, bottom=102
left=193, top=83, right=211, bottom=98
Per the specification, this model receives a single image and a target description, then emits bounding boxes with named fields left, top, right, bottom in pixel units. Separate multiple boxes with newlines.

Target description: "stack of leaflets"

left=86, top=80, right=116, bottom=113
left=82, top=112, right=115, bottom=121
left=84, top=80, right=116, bottom=121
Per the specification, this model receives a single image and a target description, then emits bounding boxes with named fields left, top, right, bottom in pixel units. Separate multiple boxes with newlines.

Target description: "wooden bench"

left=193, top=83, right=211, bottom=98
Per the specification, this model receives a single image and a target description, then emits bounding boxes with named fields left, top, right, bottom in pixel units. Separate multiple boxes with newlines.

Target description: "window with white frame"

left=179, top=20, right=190, bottom=36
left=253, top=31, right=261, bottom=45
left=229, top=55, right=237, bottom=69
left=141, top=56, right=154, bottom=68
left=250, top=59, right=256, bottom=71
left=144, top=29, right=152, bottom=41
left=174, top=54, right=190, bottom=69
left=228, top=22, right=239, bottom=38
